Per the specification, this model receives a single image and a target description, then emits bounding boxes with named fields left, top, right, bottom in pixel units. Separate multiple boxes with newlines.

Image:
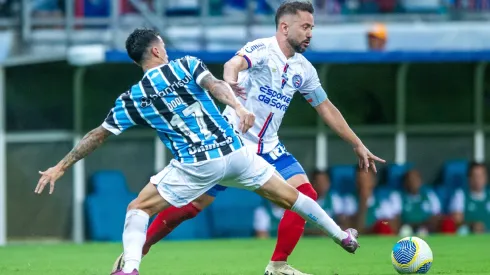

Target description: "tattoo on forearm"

left=199, top=74, right=216, bottom=91
left=59, top=126, right=111, bottom=170
left=201, top=74, right=238, bottom=107
left=213, top=82, right=236, bottom=105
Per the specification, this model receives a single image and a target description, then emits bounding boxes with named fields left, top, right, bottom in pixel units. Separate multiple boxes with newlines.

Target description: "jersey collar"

left=271, top=36, right=297, bottom=62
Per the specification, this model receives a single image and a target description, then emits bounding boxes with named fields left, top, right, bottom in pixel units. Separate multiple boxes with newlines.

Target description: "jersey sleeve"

left=449, top=188, right=465, bottom=213
left=185, top=56, right=212, bottom=86
left=427, top=190, right=442, bottom=215
left=342, top=194, right=358, bottom=216
left=102, top=92, right=137, bottom=135
left=235, top=40, right=268, bottom=69
left=331, top=193, right=344, bottom=216
left=253, top=206, right=271, bottom=232
left=390, top=191, right=403, bottom=216
left=300, top=62, right=328, bottom=107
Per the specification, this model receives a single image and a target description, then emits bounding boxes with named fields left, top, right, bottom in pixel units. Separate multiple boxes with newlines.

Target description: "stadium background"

left=1, top=0, right=490, bottom=247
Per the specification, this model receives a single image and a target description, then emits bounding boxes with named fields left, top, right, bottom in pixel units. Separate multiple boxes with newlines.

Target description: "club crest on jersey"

left=292, top=74, right=303, bottom=89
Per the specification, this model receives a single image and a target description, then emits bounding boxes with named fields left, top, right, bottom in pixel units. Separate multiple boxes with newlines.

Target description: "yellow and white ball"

left=391, top=236, right=433, bottom=274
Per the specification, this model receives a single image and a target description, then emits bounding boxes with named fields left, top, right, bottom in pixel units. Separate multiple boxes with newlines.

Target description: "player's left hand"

left=35, top=166, right=65, bottom=194
left=353, top=145, right=385, bottom=173
left=227, top=81, right=246, bottom=100
left=236, top=105, right=255, bottom=133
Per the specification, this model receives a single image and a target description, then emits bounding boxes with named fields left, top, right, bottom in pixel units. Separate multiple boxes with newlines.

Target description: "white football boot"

left=264, top=261, right=312, bottom=275
left=111, top=252, right=125, bottom=274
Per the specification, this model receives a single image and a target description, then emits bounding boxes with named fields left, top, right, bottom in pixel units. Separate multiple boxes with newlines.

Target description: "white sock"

left=291, top=193, right=348, bottom=241
left=122, top=209, right=149, bottom=273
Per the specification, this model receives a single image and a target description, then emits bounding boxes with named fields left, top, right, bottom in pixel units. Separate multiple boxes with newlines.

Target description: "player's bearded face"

left=286, top=12, right=313, bottom=53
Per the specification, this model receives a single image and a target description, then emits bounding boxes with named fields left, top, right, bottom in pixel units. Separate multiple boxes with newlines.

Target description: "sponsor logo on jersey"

left=244, top=42, right=265, bottom=53
left=292, top=74, right=303, bottom=88
left=187, top=136, right=234, bottom=155
left=258, top=85, right=292, bottom=112
left=140, top=75, right=191, bottom=108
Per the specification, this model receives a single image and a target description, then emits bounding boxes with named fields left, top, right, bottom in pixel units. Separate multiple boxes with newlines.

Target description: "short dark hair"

left=275, top=1, right=314, bottom=29
left=468, top=161, right=487, bottom=177
left=125, top=28, right=160, bottom=64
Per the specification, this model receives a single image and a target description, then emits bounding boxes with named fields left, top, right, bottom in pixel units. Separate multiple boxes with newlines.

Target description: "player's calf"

left=118, top=182, right=173, bottom=274
left=255, top=174, right=359, bottom=253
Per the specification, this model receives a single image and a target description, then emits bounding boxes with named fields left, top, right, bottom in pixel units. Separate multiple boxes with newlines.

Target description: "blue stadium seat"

left=435, top=185, right=453, bottom=214
left=85, top=170, right=137, bottom=242
left=442, top=159, right=468, bottom=189
left=90, top=170, right=130, bottom=195
left=329, top=165, right=356, bottom=195
left=375, top=185, right=393, bottom=200
left=208, top=187, right=262, bottom=238
left=385, top=163, right=413, bottom=189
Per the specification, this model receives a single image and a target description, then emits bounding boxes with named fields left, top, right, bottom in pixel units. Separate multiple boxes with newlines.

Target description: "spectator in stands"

left=314, top=0, right=342, bottom=15
left=254, top=169, right=345, bottom=238
left=392, top=170, right=442, bottom=237
left=367, top=23, right=387, bottom=51
left=449, top=162, right=490, bottom=234
left=344, top=167, right=399, bottom=234
left=304, top=169, right=345, bottom=236
left=253, top=200, right=285, bottom=239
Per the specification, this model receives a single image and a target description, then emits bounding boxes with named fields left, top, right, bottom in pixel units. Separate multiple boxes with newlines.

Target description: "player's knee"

left=297, top=183, right=318, bottom=201
left=127, top=198, right=153, bottom=216
left=277, top=188, right=300, bottom=210
left=127, top=198, right=143, bottom=212
left=192, top=193, right=215, bottom=210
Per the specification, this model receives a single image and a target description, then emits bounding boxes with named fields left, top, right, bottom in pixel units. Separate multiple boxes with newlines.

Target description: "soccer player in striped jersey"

left=134, top=2, right=384, bottom=275
left=35, top=28, right=361, bottom=275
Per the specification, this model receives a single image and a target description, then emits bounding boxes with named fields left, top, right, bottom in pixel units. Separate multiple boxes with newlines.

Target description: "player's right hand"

left=236, top=106, right=255, bottom=134
left=227, top=81, right=246, bottom=100
left=35, top=166, right=65, bottom=195
left=353, top=145, right=385, bottom=173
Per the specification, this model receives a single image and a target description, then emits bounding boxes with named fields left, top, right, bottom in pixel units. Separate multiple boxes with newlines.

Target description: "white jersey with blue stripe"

left=102, top=56, right=243, bottom=163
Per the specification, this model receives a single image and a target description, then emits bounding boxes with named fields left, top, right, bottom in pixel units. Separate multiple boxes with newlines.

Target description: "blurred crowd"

left=1, top=0, right=490, bottom=19
left=254, top=161, right=490, bottom=238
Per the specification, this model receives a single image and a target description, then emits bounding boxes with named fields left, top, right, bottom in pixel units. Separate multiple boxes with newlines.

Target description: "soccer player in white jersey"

left=126, top=2, right=385, bottom=275
left=35, top=28, right=362, bottom=275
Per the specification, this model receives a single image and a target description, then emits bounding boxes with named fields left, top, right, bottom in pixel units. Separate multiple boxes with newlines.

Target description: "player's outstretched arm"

left=315, top=99, right=385, bottom=172
left=199, top=73, right=254, bottom=133
left=35, top=126, right=112, bottom=194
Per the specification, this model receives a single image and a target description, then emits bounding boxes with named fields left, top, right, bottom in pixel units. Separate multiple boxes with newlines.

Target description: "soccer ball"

left=391, top=236, right=433, bottom=274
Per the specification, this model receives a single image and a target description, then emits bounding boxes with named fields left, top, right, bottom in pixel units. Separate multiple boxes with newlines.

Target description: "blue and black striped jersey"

left=102, top=56, right=243, bottom=163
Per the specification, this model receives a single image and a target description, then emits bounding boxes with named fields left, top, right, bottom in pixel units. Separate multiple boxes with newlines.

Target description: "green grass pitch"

left=0, top=235, right=489, bottom=274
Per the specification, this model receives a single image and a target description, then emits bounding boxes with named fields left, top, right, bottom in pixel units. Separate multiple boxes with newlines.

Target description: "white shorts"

left=150, top=146, right=275, bottom=207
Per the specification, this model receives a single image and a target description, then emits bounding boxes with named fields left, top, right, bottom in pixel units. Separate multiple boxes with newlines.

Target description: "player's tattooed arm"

left=58, top=126, right=112, bottom=171
left=200, top=73, right=255, bottom=133
left=36, top=126, right=112, bottom=194
left=200, top=73, right=242, bottom=109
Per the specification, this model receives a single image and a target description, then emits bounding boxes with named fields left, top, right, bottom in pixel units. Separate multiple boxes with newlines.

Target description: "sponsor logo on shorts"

left=188, top=136, right=234, bottom=155
left=252, top=166, right=270, bottom=183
